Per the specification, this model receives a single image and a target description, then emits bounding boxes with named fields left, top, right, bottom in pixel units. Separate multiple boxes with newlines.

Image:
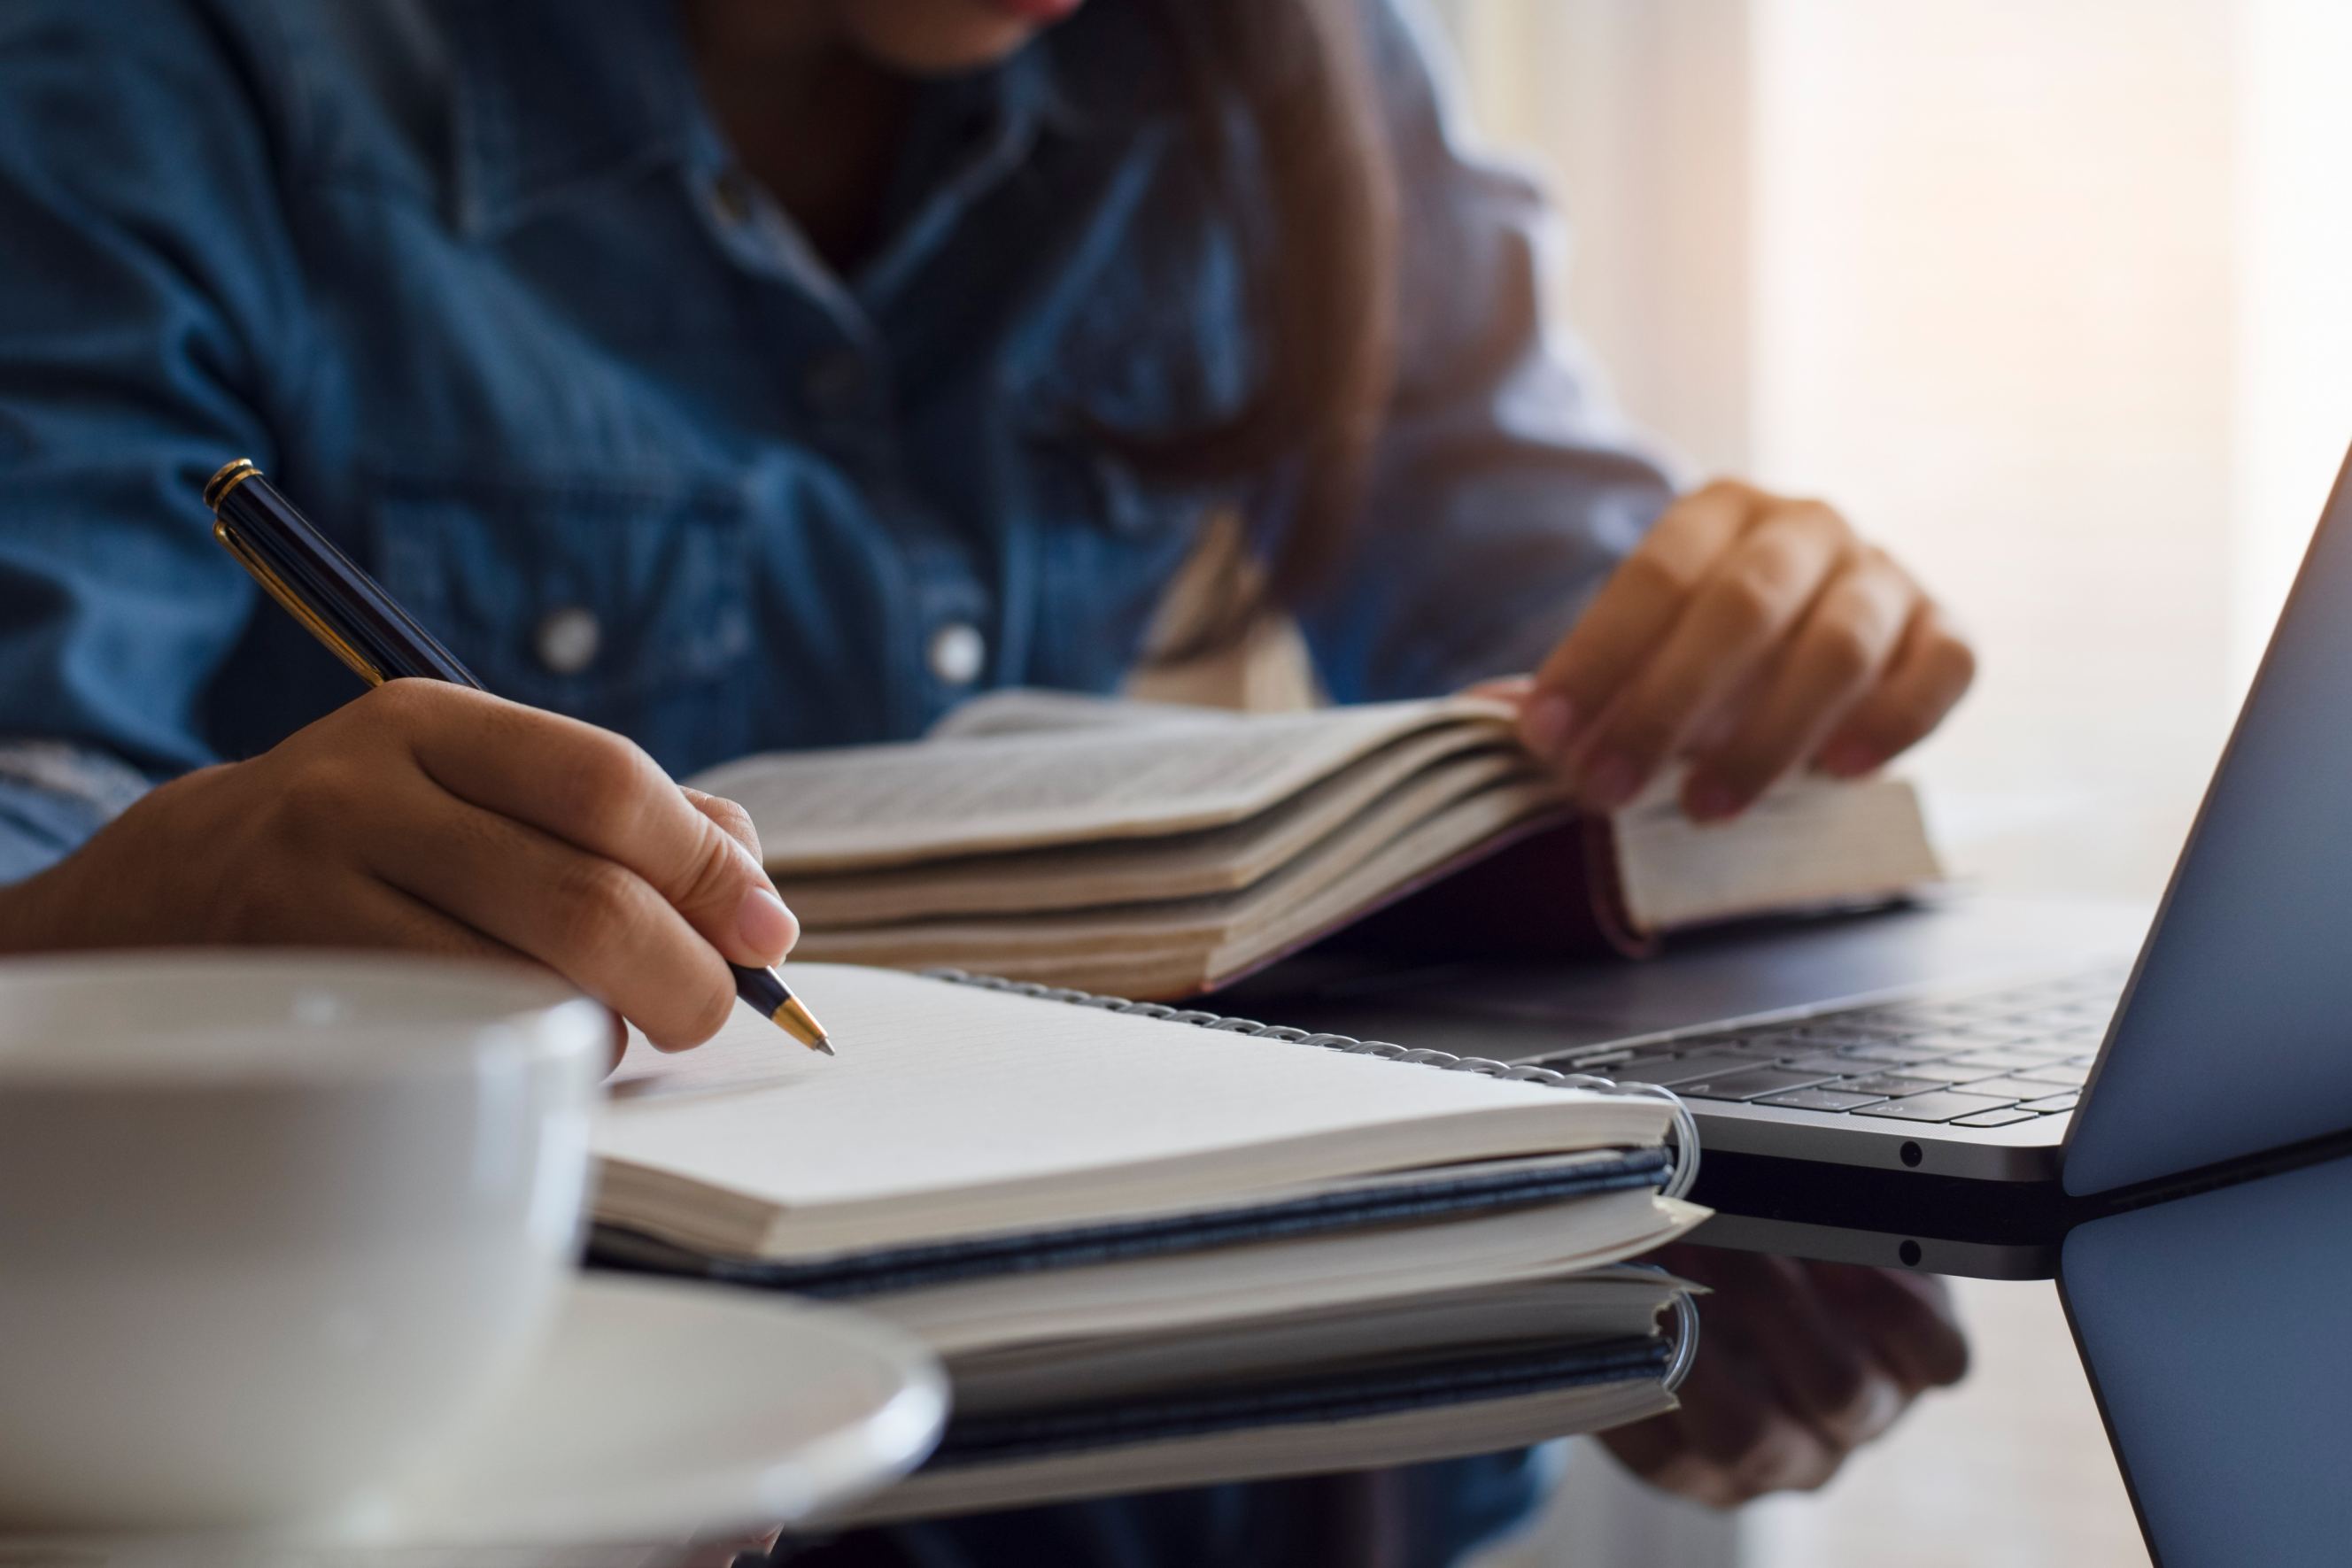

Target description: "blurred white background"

left=1433, top=2, right=2352, bottom=1564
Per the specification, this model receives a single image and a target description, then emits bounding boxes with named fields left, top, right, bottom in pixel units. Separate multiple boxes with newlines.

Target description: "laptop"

left=1242, top=437, right=2352, bottom=1280
left=1510, top=436, right=2352, bottom=1270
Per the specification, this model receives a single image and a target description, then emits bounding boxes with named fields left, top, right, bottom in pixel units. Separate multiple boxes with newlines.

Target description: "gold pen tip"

left=770, top=993, right=835, bottom=1055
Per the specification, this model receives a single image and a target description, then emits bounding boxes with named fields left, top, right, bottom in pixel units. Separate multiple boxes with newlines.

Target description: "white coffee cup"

left=0, top=952, right=609, bottom=1534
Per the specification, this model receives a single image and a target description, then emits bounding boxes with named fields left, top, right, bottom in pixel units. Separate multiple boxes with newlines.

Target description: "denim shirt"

left=0, top=4, right=1668, bottom=1556
left=0, top=0, right=1671, bottom=884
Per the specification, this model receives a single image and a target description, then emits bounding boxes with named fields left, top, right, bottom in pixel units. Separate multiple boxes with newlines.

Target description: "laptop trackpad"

left=2062, top=1153, right=2352, bottom=1566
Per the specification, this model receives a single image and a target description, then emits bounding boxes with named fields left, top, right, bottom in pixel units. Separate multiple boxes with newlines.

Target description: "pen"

left=200, top=458, right=833, bottom=1055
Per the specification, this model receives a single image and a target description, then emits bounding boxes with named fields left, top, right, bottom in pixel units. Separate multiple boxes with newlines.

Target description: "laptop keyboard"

left=1538, top=967, right=2131, bottom=1127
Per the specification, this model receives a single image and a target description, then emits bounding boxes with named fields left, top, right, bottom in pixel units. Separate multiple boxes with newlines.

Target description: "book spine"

left=922, top=969, right=1699, bottom=1201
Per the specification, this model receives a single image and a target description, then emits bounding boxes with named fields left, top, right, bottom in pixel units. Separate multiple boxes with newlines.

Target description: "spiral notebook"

left=589, top=965, right=1699, bottom=1295
left=592, top=965, right=1704, bottom=1505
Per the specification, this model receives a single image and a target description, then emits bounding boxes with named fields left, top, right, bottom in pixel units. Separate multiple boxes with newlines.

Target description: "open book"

left=690, top=692, right=1944, bottom=1000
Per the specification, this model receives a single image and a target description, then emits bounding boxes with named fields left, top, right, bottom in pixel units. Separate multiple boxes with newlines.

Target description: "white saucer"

left=0, top=1275, right=946, bottom=1556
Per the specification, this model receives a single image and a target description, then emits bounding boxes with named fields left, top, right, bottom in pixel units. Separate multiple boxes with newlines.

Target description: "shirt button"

left=710, top=167, right=757, bottom=227
left=535, top=606, right=602, bottom=676
left=927, top=622, right=986, bottom=687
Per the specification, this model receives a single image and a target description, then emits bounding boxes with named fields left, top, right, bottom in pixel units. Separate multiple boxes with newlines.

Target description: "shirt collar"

left=436, top=0, right=703, bottom=239
left=433, top=0, right=1155, bottom=243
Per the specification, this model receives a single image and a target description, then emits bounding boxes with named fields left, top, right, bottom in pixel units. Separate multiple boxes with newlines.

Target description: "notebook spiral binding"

left=923, top=969, right=1699, bottom=1203
left=1657, top=1271, right=1702, bottom=1393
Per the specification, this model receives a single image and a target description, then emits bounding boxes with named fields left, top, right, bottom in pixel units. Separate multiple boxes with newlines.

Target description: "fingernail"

left=1818, top=740, right=1877, bottom=778
left=1521, top=692, right=1576, bottom=758
left=735, top=886, right=798, bottom=964
left=1841, top=1375, right=1905, bottom=1444
left=1582, top=753, right=1642, bottom=813
left=1686, top=780, right=1742, bottom=822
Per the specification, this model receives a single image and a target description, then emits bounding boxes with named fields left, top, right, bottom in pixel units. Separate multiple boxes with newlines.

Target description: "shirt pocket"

left=1016, top=370, right=1219, bottom=545
left=364, top=471, right=754, bottom=766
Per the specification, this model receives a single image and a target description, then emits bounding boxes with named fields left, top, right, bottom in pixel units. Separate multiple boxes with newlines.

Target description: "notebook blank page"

left=593, top=965, right=1665, bottom=1256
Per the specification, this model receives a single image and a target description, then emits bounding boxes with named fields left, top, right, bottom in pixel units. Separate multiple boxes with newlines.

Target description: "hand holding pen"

left=202, top=459, right=830, bottom=1052
left=0, top=460, right=830, bottom=1055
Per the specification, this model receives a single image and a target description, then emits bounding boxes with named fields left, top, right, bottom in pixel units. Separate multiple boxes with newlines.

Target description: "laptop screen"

left=2066, top=443, right=2352, bottom=1197
left=2061, top=1152, right=2352, bottom=1563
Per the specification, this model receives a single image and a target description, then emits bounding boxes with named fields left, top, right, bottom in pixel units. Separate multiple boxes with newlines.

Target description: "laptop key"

left=1937, top=1024, right=2037, bottom=1045
left=1952, top=1108, right=2041, bottom=1128
left=2018, top=1091, right=2080, bottom=1113
left=1942, top=1048, right=2057, bottom=1072
left=1854, top=1090, right=2023, bottom=1123
left=1757, top=1087, right=1891, bottom=1112
left=1783, top=1053, right=1866, bottom=1074
left=1898, top=1030, right=2033, bottom=1055
left=1605, top=1052, right=1760, bottom=1087
left=1724, top=1037, right=1804, bottom=1056
left=1788, top=1023, right=1907, bottom=1045
left=1837, top=1071, right=1954, bottom=1097
left=2008, top=1062, right=2091, bottom=1089
left=1674, top=1066, right=1843, bottom=1101
left=1833, top=1041, right=1958, bottom=1067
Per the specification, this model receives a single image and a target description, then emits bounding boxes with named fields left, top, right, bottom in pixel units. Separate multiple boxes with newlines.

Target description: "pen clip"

left=213, top=516, right=387, bottom=687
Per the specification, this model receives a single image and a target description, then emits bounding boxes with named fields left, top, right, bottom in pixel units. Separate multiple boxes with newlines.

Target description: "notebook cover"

left=925, top=1335, right=1672, bottom=1465
left=587, top=1145, right=1674, bottom=1298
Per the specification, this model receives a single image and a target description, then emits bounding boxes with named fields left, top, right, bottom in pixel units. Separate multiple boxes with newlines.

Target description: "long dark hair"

left=1126, top=0, right=1401, bottom=658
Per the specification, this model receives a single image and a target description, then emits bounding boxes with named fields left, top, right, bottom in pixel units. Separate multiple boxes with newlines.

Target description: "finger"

left=1814, top=603, right=1977, bottom=778
left=1599, top=1413, right=1727, bottom=1502
left=1806, top=1263, right=1972, bottom=1391
left=1522, top=482, right=1758, bottom=760
left=683, top=786, right=763, bottom=862
left=1570, top=501, right=1853, bottom=810
left=1685, top=1253, right=1889, bottom=1446
left=1683, top=549, right=1918, bottom=820
left=384, top=683, right=791, bottom=968
left=368, top=790, right=741, bottom=1051
left=1598, top=1353, right=1783, bottom=1509
left=683, top=788, right=798, bottom=959
left=1613, top=1258, right=1844, bottom=1504
left=1608, top=1347, right=1838, bottom=1506
left=1459, top=674, right=1536, bottom=704
left=1698, top=1321, right=1848, bottom=1500
left=1683, top=661, right=1772, bottom=756
left=265, top=869, right=530, bottom=968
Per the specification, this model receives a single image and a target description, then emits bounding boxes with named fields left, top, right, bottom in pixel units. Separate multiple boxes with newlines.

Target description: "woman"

left=0, top=0, right=1969, bottom=1560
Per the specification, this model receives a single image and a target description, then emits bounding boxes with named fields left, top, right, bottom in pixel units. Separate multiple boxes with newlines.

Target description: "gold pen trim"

left=203, top=457, right=261, bottom=512
left=212, top=517, right=386, bottom=687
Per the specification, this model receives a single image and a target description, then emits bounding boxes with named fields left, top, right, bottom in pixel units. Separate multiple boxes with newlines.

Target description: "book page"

left=781, top=737, right=1526, bottom=925
left=789, top=770, right=1559, bottom=965
left=925, top=688, right=1239, bottom=740
left=689, top=698, right=1513, bottom=874
left=1612, top=774, right=1945, bottom=931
